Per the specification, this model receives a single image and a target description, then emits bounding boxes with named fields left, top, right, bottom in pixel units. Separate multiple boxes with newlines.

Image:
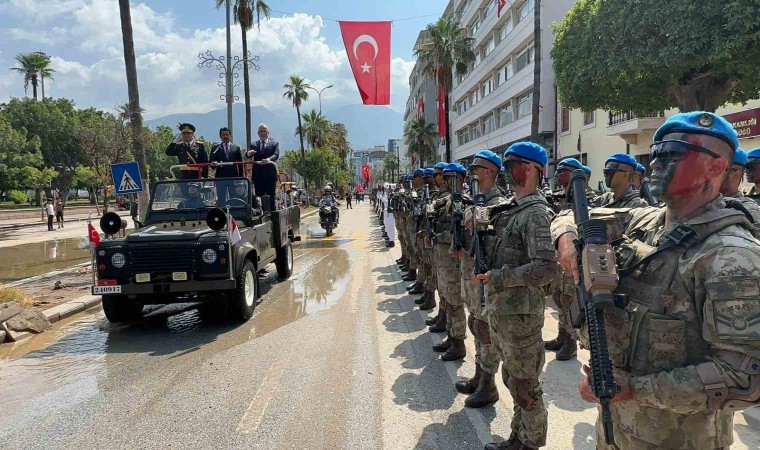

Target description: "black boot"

left=484, top=433, right=537, bottom=450
left=428, top=311, right=447, bottom=332
left=418, top=291, right=436, bottom=310
left=432, top=335, right=451, bottom=352
left=465, top=370, right=499, bottom=408
left=406, top=279, right=421, bottom=291
left=455, top=364, right=481, bottom=394
left=425, top=310, right=440, bottom=326
left=402, top=270, right=417, bottom=282
left=556, top=336, right=578, bottom=361
left=409, top=282, right=426, bottom=295
left=441, top=338, right=466, bottom=361
left=544, top=328, right=567, bottom=352
left=414, top=290, right=428, bottom=304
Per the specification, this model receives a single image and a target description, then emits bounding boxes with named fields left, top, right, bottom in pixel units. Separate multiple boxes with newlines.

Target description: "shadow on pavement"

left=414, top=409, right=494, bottom=450
left=572, top=422, right=596, bottom=449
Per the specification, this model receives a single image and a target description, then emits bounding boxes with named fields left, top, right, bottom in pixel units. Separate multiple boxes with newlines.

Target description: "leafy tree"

left=324, top=122, right=351, bottom=170
left=383, top=153, right=400, bottom=181
left=414, top=19, right=475, bottom=161
left=0, top=114, right=42, bottom=196
left=73, top=165, right=101, bottom=206
left=20, top=166, right=57, bottom=204
left=299, top=109, right=329, bottom=149
left=552, top=0, right=760, bottom=113
left=404, top=117, right=437, bottom=167
left=283, top=75, right=310, bottom=159
left=282, top=147, right=341, bottom=192
left=145, top=125, right=176, bottom=183
left=10, top=52, right=54, bottom=100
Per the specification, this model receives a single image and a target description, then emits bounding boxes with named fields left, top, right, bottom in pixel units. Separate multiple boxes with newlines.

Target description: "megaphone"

left=100, top=212, right=122, bottom=236
left=206, top=208, right=227, bottom=231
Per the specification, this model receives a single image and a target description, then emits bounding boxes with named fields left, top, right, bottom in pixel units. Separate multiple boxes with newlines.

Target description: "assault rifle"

left=640, top=177, right=658, bottom=207
left=569, top=169, right=620, bottom=446
left=470, top=175, right=489, bottom=307
left=413, top=186, right=425, bottom=232
left=450, top=177, right=465, bottom=250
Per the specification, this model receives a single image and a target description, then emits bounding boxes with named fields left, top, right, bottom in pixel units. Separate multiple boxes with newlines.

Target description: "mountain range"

left=145, top=103, right=404, bottom=151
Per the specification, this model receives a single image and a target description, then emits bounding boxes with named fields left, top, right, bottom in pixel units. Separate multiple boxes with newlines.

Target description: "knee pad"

left=508, top=377, right=541, bottom=411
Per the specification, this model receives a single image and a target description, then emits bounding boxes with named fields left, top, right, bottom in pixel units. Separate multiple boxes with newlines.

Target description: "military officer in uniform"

left=720, top=148, right=760, bottom=224
left=745, top=148, right=760, bottom=196
left=456, top=150, right=506, bottom=408
left=593, top=153, right=648, bottom=208
left=476, top=142, right=557, bottom=450
left=166, top=123, right=209, bottom=186
left=553, top=112, right=760, bottom=450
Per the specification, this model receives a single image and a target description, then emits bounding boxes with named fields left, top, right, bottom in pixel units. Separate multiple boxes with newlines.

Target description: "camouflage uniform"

left=406, top=189, right=420, bottom=274
left=730, top=192, right=760, bottom=224
left=483, top=192, right=557, bottom=448
left=461, top=185, right=507, bottom=374
left=547, top=191, right=577, bottom=339
left=424, top=188, right=443, bottom=298
left=593, top=186, right=648, bottom=208
left=551, top=196, right=760, bottom=449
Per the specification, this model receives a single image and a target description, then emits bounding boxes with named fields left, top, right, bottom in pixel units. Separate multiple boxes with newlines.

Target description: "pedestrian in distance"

left=45, top=199, right=55, bottom=231
left=346, top=191, right=353, bottom=209
left=55, top=198, right=64, bottom=229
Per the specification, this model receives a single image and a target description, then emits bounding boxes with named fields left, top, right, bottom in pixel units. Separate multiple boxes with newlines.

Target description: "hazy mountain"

left=146, top=103, right=404, bottom=152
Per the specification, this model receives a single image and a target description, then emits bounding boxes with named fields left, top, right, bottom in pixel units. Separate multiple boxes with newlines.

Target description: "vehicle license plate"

left=93, top=285, right=122, bottom=295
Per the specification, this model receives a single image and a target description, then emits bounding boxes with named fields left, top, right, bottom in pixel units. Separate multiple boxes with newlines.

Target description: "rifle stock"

left=470, top=175, right=489, bottom=307
left=569, top=169, right=619, bottom=446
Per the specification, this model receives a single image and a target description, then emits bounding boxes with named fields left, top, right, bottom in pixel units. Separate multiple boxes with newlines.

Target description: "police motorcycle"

left=318, top=186, right=339, bottom=236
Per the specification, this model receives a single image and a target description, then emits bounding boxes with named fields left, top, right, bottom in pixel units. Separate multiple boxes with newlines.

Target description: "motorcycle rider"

left=319, top=185, right=340, bottom=225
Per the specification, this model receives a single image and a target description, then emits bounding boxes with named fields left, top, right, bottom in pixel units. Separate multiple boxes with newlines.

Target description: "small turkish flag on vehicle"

left=339, top=21, right=391, bottom=105
left=88, top=223, right=100, bottom=246
left=230, top=217, right=242, bottom=245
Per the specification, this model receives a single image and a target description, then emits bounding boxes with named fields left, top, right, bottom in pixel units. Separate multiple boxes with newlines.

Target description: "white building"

left=439, top=0, right=575, bottom=164
left=387, top=139, right=412, bottom=175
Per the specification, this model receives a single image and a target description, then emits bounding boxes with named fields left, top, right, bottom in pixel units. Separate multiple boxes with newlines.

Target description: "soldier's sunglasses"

left=649, top=140, right=721, bottom=160
left=502, top=159, right=529, bottom=170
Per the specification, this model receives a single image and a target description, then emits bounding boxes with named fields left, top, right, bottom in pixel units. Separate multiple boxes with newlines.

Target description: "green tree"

left=0, top=114, right=42, bottom=196
left=414, top=19, right=475, bottom=161
left=10, top=52, right=54, bottom=100
left=145, top=125, right=176, bottom=183
left=73, top=165, right=101, bottom=206
left=282, top=147, right=340, bottom=192
left=404, top=116, right=437, bottom=167
left=300, top=109, right=329, bottom=149
left=552, top=0, right=760, bottom=113
left=383, top=153, right=400, bottom=181
left=283, top=75, right=311, bottom=190
left=324, top=122, right=351, bottom=170
left=20, top=166, right=57, bottom=204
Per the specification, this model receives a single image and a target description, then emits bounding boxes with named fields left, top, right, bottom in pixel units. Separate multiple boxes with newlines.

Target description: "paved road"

left=0, top=203, right=758, bottom=449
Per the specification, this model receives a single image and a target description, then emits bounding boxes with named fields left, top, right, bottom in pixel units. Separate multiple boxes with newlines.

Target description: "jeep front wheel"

left=102, top=295, right=143, bottom=323
left=230, top=260, right=258, bottom=320
left=275, top=240, right=294, bottom=279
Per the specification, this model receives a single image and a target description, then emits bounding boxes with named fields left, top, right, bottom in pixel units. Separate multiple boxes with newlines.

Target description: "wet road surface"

left=1, top=203, right=758, bottom=449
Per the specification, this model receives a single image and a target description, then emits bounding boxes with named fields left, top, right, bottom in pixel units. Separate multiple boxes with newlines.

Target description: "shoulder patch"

left=708, top=276, right=760, bottom=340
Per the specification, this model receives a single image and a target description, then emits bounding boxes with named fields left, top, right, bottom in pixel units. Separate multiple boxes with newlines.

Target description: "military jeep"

left=91, top=177, right=300, bottom=323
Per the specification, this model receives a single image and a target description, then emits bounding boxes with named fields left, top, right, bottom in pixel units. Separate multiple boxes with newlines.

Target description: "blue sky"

left=0, top=0, right=446, bottom=119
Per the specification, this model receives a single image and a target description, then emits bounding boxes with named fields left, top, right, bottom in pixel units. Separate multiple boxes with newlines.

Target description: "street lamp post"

left=197, top=50, right=259, bottom=134
left=306, top=85, right=334, bottom=115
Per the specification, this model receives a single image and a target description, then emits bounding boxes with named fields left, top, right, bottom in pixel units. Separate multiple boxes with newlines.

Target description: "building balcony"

left=606, top=111, right=666, bottom=142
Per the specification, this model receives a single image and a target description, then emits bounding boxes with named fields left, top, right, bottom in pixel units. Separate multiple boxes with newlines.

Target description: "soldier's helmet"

left=324, top=185, right=333, bottom=192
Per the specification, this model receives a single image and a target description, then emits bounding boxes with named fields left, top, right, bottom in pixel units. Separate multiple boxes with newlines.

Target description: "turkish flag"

left=339, top=21, right=391, bottom=105
left=417, top=96, right=424, bottom=117
left=498, top=0, right=508, bottom=17
left=437, top=84, right=447, bottom=138
left=88, top=223, right=100, bottom=247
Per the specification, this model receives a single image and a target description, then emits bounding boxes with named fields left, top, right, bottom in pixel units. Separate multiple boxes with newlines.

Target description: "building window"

left=515, top=45, right=535, bottom=73
left=583, top=110, right=595, bottom=126
left=484, top=113, right=495, bottom=134
left=498, top=17, right=514, bottom=42
left=474, top=89, right=481, bottom=103
left=474, top=50, right=482, bottom=67
left=458, top=101, right=466, bottom=115
left=483, top=0, right=496, bottom=18
left=517, top=92, right=532, bottom=119
left=470, top=19, right=480, bottom=36
left=470, top=121, right=481, bottom=140
left=498, top=102, right=514, bottom=127
left=504, top=60, right=514, bottom=81
left=561, top=107, right=570, bottom=133
left=517, top=0, right=535, bottom=23
left=483, top=37, right=495, bottom=58
left=469, top=91, right=476, bottom=107
left=496, top=68, right=503, bottom=87
left=481, top=78, right=493, bottom=97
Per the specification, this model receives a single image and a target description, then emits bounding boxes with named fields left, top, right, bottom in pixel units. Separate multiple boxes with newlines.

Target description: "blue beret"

left=557, top=158, right=582, bottom=170
left=654, top=111, right=739, bottom=151
left=423, top=168, right=434, bottom=175
left=635, top=163, right=646, bottom=173
left=434, top=162, right=447, bottom=170
left=503, top=142, right=548, bottom=167
left=748, top=148, right=760, bottom=162
left=412, top=169, right=423, bottom=177
left=605, top=153, right=638, bottom=169
left=582, top=165, right=592, bottom=175
left=443, top=162, right=467, bottom=175
left=733, top=148, right=749, bottom=166
left=473, top=150, right=502, bottom=169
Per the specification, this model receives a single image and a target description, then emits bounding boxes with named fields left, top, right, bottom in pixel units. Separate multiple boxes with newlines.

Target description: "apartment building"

left=444, top=0, right=576, bottom=164
left=557, top=100, right=760, bottom=188
left=387, top=139, right=412, bottom=175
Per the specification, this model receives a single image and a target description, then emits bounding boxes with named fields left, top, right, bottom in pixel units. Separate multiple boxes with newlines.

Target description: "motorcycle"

left=318, top=197, right=338, bottom=236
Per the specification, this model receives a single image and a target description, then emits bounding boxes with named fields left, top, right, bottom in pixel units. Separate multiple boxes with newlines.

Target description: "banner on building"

left=724, top=108, right=760, bottom=140
left=339, top=21, right=391, bottom=105
left=437, top=83, right=447, bottom=138
left=361, top=164, right=372, bottom=188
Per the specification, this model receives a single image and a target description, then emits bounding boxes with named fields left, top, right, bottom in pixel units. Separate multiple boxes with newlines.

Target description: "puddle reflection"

left=0, top=237, right=93, bottom=282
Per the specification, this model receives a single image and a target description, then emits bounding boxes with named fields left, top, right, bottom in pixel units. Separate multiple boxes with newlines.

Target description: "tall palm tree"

left=414, top=19, right=475, bottom=162
left=10, top=52, right=54, bottom=100
left=116, top=102, right=146, bottom=125
left=300, top=109, right=329, bottom=149
left=404, top=117, right=438, bottom=167
left=216, top=0, right=271, bottom=150
left=283, top=75, right=310, bottom=159
left=530, top=0, right=542, bottom=142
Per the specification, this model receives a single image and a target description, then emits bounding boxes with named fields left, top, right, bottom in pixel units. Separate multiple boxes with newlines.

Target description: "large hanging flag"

left=339, top=21, right=391, bottom=105
left=498, top=0, right=508, bottom=17
left=437, top=84, right=447, bottom=138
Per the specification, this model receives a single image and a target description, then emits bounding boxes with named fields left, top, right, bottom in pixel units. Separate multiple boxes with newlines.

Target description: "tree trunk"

left=296, top=104, right=307, bottom=193
left=444, top=94, right=451, bottom=162
left=40, top=74, right=45, bottom=100
left=242, top=27, right=253, bottom=150
left=530, top=0, right=542, bottom=142
left=31, top=74, right=38, bottom=101
left=119, top=0, right=150, bottom=222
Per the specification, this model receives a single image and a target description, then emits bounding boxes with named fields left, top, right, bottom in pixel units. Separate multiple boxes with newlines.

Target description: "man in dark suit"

left=246, top=123, right=280, bottom=210
left=210, top=127, right=243, bottom=205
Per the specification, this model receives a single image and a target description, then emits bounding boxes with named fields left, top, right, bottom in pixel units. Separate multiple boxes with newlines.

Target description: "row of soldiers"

left=384, top=111, right=760, bottom=450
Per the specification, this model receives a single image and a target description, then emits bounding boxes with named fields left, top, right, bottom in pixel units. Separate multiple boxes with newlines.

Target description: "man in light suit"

left=210, top=127, right=244, bottom=206
left=246, top=123, right=280, bottom=210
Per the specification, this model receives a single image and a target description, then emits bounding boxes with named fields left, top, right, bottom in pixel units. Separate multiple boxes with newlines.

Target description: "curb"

left=0, top=212, right=131, bottom=231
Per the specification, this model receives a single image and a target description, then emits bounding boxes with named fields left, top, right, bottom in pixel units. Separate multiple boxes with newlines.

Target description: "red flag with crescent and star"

left=88, top=223, right=100, bottom=247
left=339, top=21, right=391, bottom=105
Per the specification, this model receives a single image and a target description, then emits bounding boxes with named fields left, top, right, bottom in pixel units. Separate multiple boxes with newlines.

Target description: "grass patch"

left=0, top=284, right=35, bottom=307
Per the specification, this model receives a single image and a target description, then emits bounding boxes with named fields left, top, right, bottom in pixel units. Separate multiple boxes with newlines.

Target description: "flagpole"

left=226, top=205, right=234, bottom=281
left=88, top=213, right=96, bottom=287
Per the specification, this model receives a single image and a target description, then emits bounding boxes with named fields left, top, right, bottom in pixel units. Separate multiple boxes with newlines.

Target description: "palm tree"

left=300, top=109, right=329, bottom=149
left=530, top=0, right=542, bottom=142
left=404, top=117, right=438, bottom=167
left=216, top=0, right=271, bottom=150
left=10, top=52, right=54, bottom=100
left=283, top=75, right=310, bottom=159
left=116, top=103, right=146, bottom=125
left=414, top=19, right=475, bottom=162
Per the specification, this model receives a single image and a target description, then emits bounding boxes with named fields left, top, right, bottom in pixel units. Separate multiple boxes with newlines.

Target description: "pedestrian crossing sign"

left=111, top=162, right=144, bottom=194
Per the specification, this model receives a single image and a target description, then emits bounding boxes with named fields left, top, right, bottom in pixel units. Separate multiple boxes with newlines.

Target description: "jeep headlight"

left=111, top=252, right=126, bottom=268
left=202, top=248, right=217, bottom=264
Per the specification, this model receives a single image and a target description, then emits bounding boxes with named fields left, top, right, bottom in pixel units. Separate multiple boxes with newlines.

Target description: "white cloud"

left=0, top=0, right=413, bottom=118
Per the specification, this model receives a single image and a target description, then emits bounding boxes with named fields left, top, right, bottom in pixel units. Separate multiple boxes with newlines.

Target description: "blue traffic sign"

left=111, top=162, right=144, bottom=194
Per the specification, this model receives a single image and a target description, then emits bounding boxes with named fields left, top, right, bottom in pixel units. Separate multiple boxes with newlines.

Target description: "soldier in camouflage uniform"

left=402, top=170, right=425, bottom=286
left=455, top=150, right=506, bottom=408
left=632, top=162, right=646, bottom=190
left=592, top=153, right=648, bottom=208
left=553, top=112, right=760, bottom=450
left=426, top=163, right=450, bottom=329
left=745, top=148, right=760, bottom=196
left=414, top=168, right=439, bottom=311
left=719, top=148, right=760, bottom=224
left=476, top=142, right=557, bottom=450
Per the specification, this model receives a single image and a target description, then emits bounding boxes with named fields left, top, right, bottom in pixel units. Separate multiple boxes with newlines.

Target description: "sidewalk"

left=0, top=210, right=131, bottom=231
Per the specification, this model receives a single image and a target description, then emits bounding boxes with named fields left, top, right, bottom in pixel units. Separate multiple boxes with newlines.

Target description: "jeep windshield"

left=149, top=178, right=251, bottom=213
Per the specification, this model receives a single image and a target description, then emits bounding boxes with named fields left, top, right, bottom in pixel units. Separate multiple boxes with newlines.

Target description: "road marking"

left=236, top=348, right=291, bottom=434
